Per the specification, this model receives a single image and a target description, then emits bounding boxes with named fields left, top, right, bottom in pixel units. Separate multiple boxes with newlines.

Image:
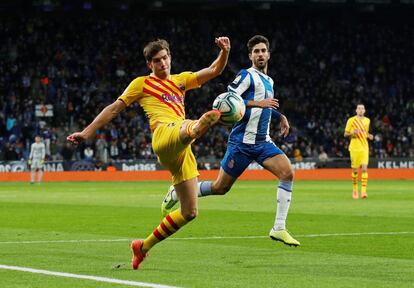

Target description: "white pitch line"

left=0, top=238, right=132, bottom=244
left=0, top=265, right=180, bottom=288
left=0, top=231, right=412, bottom=245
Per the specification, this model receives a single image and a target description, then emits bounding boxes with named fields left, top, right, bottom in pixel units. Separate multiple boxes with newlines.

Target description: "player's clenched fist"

left=215, top=37, right=231, bottom=52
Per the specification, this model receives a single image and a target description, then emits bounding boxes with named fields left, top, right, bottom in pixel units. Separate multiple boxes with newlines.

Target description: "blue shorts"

left=220, top=141, right=284, bottom=178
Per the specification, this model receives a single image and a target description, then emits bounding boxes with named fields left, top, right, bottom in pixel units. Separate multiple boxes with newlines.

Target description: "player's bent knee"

left=181, top=208, right=198, bottom=221
left=280, top=168, right=294, bottom=181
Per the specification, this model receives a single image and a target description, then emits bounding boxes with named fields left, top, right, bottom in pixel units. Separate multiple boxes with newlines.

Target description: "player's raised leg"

left=180, top=110, right=221, bottom=143
left=262, top=153, right=300, bottom=247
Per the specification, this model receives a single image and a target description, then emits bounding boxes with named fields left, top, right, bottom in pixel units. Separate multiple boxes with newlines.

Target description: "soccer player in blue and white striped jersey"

left=162, top=35, right=300, bottom=246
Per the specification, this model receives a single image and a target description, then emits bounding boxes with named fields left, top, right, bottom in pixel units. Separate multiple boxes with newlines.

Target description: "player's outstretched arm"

left=196, top=36, right=230, bottom=85
left=67, top=100, right=126, bottom=145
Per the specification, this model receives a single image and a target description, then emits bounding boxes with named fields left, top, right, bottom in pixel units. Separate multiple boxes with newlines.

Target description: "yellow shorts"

left=350, top=150, right=369, bottom=169
left=152, top=121, right=199, bottom=185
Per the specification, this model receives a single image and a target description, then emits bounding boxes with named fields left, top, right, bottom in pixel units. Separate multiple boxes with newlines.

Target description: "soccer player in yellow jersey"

left=344, top=104, right=374, bottom=199
left=67, top=37, right=231, bottom=269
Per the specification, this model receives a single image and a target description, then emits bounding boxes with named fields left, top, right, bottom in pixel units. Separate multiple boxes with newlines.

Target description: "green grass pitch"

left=0, top=180, right=413, bottom=288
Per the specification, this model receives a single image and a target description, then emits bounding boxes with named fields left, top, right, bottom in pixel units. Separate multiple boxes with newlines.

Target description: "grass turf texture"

left=0, top=180, right=413, bottom=288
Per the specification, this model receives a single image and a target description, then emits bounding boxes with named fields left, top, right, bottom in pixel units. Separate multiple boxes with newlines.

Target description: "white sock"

left=38, top=170, right=43, bottom=183
left=273, top=180, right=293, bottom=231
left=31, top=170, right=35, bottom=183
left=170, top=181, right=213, bottom=201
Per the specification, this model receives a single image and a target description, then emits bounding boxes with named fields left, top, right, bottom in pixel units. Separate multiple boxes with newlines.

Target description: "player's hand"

left=215, top=37, right=231, bottom=52
left=67, top=132, right=88, bottom=145
left=258, top=98, right=279, bottom=109
left=352, top=128, right=360, bottom=135
left=367, top=133, right=374, bottom=140
left=280, top=115, right=290, bottom=137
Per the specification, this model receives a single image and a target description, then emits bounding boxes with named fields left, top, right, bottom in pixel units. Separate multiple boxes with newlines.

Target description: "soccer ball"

left=212, top=92, right=246, bottom=125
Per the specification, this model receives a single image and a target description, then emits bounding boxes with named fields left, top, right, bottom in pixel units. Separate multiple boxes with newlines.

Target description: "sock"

left=273, top=180, right=293, bottom=231
left=170, top=181, right=213, bottom=201
left=185, top=120, right=198, bottom=139
left=38, top=170, right=43, bottom=183
left=198, top=181, right=213, bottom=196
left=361, top=172, right=368, bottom=194
left=352, top=172, right=358, bottom=192
left=31, top=170, right=35, bottom=183
left=142, top=209, right=188, bottom=252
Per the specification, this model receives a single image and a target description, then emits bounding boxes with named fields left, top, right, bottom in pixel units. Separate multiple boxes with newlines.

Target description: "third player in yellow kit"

left=344, top=104, right=374, bottom=199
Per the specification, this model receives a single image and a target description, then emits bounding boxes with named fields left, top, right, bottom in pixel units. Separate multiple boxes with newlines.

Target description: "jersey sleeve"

left=181, top=71, right=200, bottom=91
left=228, top=69, right=250, bottom=96
left=41, top=143, right=46, bottom=159
left=117, top=77, right=144, bottom=106
left=29, top=144, right=34, bottom=159
left=345, top=118, right=353, bottom=133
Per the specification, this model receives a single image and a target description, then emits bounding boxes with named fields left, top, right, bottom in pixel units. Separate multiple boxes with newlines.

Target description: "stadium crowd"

left=1, top=9, right=413, bottom=165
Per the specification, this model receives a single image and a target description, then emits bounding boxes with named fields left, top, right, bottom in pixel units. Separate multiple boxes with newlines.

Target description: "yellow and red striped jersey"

left=344, top=116, right=371, bottom=151
left=118, top=72, right=199, bottom=131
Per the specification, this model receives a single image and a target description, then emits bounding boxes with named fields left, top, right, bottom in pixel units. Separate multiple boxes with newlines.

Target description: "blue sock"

left=278, top=180, right=293, bottom=192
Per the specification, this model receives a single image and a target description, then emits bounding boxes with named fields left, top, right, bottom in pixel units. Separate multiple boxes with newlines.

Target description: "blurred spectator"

left=0, top=9, right=412, bottom=163
left=84, top=146, right=94, bottom=162
left=318, top=146, right=329, bottom=162
left=61, top=143, right=74, bottom=161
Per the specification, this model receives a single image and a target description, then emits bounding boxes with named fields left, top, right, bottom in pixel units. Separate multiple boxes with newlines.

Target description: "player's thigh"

left=360, top=151, right=369, bottom=171
left=152, top=122, right=186, bottom=159
left=350, top=151, right=363, bottom=169
left=261, top=153, right=294, bottom=180
left=152, top=122, right=199, bottom=185
left=258, top=142, right=293, bottom=180
left=220, top=144, right=252, bottom=178
left=174, top=177, right=199, bottom=220
left=32, top=160, right=41, bottom=170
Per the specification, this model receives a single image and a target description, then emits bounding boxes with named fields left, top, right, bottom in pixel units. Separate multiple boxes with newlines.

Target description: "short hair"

left=247, top=35, right=270, bottom=53
left=143, top=39, right=170, bottom=62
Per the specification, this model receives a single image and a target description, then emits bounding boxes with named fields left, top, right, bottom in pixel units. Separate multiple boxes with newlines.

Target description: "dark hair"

left=247, top=35, right=270, bottom=53
left=143, top=39, right=170, bottom=62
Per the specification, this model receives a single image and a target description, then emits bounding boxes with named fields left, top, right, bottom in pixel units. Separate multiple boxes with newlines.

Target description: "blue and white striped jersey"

left=227, top=67, right=278, bottom=144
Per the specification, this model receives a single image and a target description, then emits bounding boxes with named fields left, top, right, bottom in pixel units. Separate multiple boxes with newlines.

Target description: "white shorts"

left=31, top=159, right=43, bottom=170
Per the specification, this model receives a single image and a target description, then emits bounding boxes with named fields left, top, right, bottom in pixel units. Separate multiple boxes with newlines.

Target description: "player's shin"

left=142, top=209, right=189, bottom=252
left=185, top=110, right=221, bottom=139
left=361, top=172, right=368, bottom=197
left=30, top=170, right=35, bottom=184
left=273, top=180, right=292, bottom=231
left=38, top=170, right=43, bottom=183
left=352, top=171, right=359, bottom=198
